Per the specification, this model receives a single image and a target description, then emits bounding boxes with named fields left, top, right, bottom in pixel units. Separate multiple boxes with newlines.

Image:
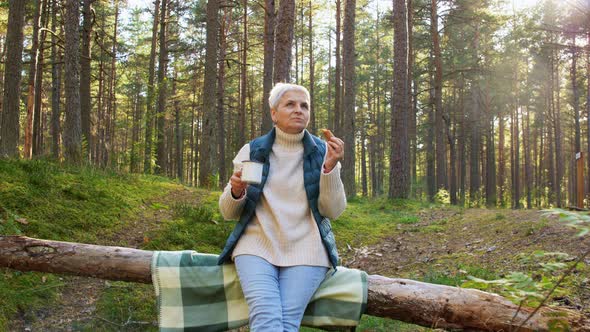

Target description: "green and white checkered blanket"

left=152, top=250, right=367, bottom=332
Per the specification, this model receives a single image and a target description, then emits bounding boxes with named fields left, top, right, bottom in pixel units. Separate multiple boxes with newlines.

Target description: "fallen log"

left=1, top=236, right=588, bottom=331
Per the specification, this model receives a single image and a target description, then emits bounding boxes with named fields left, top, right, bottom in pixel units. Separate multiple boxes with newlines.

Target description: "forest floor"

left=8, top=188, right=208, bottom=331
left=6, top=183, right=590, bottom=331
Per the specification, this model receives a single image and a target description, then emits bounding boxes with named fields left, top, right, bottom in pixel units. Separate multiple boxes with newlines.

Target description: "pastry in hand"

left=321, top=128, right=334, bottom=141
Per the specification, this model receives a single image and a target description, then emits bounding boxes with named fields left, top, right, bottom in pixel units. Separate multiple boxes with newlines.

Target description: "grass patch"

left=0, top=271, right=62, bottom=328
left=144, top=194, right=233, bottom=254
left=0, top=159, right=180, bottom=330
left=84, top=282, right=157, bottom=332
left=333, top=197, right=426, bottom=247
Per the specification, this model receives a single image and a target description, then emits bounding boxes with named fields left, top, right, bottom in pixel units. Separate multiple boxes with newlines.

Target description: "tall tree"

left=198, top=0, right=219, bottom=187
left=426, top=68, right=436, bottom=201
left=239, top=0, right=248, bottom=142
left=63, top=0, right=83, bottom=164
left=334, top=0, right=342, bottom=135
left=469, top=24, right=481, bottom=204
left=33, top=0, right=49, bottom=156
left=172, top=73, right=182, bottom=181
left=24, top=0, right=44, bottom=158
left=389, top=0, right=410, bottom=198
left=570, top=34, right=580, bottom=154
left=155, top=0, right=169, bottom=174
left=101, top=0, right=120, bottom=168
left=216, top=8, right=229, bottom=187
left=273, top=0, right=295, bottom=83
left=342, top=0, right=356, bottom=197
left=80, top=0, right=94, bottom=160
left=498, top=113, right=505, bottom=205
left=261, top=0, right=275, bottom=133
left=144, top=0, right=161, bottom=172
left=431, top=0, right=447, bottom=191
left=51, top=0, right=62, bottom=159
left=308, top=0, right=316, bottom=134
left=0, top=0, right=26, bottom=158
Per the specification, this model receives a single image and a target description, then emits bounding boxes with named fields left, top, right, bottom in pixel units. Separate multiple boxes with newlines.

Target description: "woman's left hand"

left=324, top=136, right=344, bottom=172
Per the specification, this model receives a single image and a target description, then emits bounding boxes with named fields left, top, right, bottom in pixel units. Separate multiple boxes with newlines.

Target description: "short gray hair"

left=268, top=83, right=310, bottom=110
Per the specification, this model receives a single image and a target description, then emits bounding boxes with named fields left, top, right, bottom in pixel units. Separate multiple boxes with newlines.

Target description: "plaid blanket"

left=152, top=250, right=367, bottom=332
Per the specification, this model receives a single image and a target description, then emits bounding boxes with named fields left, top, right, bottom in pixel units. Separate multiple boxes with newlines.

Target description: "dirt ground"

left=343, top=207, right=590, bottom=315
left=8, top=194, right=590, bottom=330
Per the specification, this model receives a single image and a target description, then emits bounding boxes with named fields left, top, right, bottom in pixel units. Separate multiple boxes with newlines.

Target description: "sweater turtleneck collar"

left=274, top=126, right=305, bottom=151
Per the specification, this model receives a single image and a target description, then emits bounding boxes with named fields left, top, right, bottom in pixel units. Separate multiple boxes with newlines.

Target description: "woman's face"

left=271, top=90, right=310, bottom=134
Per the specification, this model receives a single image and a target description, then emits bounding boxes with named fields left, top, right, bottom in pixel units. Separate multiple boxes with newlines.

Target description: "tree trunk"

left=369, top=80, right=377, bottom=197
left=130, top=85, right=142, bottom=173
left=80, top=0, right=94, bottom=160
left=261, top=0, right=275, bottom=134
left=155, top=0, right=169, bottom=174
left=570, top=35, right=580, bottom=205
left=144, top=0, right=161, bottom=173
left=362, top=82, right=370, bottom=197
left=33, top=0, right=49, bottom=157
left=342, top=0, right=356, bottom=198
left=570, top=35, right=580, bottom=154
left=273, top=0, right=295, bottom=83
left=547, top=95, right=555, bottom=207
left=484, top=91, right=496, bottom=207
left=334, top=0, right=342, bottom=135
left=199, top=0, right=219, bottom=188
left=24, top=0, right=43, bottom=159
left=239, top=0, right=248, bottom=144
left=50, top=0, right=62, bottom=159
left=426, top=68, right=436, bottom=201
left=553, top=55, right=563, bottom=208
left=0, top=0, right=26, bottom=158
left=217, top=9, right=228, bottom=188
left=511, top=99, right=521, bottom=209
left=498, top=113, right=505, bottom=206
left=458, top=75, right=467, bottom=205
left=63, top=0, right=83, bottom=164
left=524, top=105, right=532, bottom=208
left=407, top=0, right=415, bottom=197
left=107, top=0, right=120, bottom=168
left=431, top=0, right=447, bottom=192
left=469, top=26, right=481, bottom=204
left=389, top=0, right=410, bottom=199
left=1, top=236, right=588, bottom=332
left=95, top=46, right=105, bottom=165
left=172, top=75, right=182, bottom=181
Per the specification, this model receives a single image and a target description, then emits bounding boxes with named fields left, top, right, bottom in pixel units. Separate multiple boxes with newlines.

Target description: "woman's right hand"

left=230, top=169, right=247, bottom=198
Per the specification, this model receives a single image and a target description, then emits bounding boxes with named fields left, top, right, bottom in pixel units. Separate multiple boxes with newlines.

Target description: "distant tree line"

left=0, top=0, right=588, bottom=208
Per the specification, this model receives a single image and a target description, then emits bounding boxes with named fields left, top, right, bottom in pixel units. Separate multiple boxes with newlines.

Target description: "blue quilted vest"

left=217, top=128, right=339, bottom=269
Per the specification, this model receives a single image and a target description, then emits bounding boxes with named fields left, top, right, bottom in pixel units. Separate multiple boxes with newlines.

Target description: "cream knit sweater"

left=218, top=127, right=347, bottom=267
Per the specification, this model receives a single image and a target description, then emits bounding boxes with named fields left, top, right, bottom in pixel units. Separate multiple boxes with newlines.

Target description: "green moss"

left=332, top=198, right=424, bottom=247
left=85, top=282, right=157, bottom=331
left=0, top=159, right=180, bottom=329
left=0, top=271, right=62, bottom=329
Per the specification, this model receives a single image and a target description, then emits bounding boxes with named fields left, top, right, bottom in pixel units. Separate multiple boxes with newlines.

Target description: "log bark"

left=1, top=236, right=588, bottom=331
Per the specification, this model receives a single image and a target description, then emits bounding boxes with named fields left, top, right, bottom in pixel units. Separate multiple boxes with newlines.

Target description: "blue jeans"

left=234, top=255, right=328, bottom=332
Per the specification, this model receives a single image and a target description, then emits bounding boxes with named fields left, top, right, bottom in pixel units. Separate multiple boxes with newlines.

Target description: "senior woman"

left=217, top=82, right=347, bottom=331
